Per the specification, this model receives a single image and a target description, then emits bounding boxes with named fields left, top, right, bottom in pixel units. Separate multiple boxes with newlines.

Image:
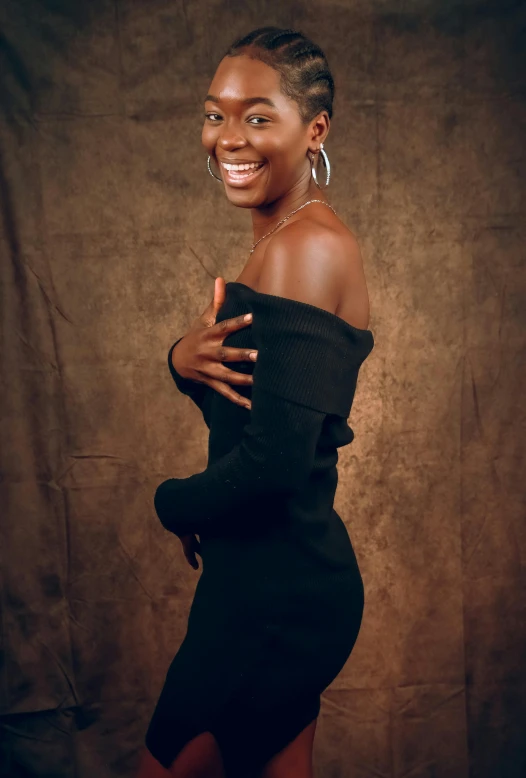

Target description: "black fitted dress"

left=146, top=281, right=375, bottom=777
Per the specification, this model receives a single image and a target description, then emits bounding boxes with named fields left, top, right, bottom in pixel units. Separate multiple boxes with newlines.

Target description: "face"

left=202, top=53, right=328, bottom=207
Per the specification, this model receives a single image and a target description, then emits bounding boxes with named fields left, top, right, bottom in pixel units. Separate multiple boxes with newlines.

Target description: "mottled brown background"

left=0, top=0, right=525, bottom=776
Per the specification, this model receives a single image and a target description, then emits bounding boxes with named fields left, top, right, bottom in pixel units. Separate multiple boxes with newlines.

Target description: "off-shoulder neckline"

left=226, top=281, right=372, bottom=336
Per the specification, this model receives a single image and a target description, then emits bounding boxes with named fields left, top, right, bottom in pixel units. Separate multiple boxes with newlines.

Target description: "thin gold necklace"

left=250, top=199, right=337, bottom=256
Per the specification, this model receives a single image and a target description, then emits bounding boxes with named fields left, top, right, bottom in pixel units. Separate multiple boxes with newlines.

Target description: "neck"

left=250, top=177, right=328, bottom=245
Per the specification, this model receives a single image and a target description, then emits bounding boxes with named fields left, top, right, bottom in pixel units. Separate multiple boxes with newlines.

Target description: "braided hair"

left=222, top=27, right=334, bottom=126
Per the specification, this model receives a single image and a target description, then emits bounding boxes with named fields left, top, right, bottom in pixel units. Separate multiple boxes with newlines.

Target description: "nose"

left=217, top=135, right=247, bottom=153
left=216, top=119, right=247, bottom=152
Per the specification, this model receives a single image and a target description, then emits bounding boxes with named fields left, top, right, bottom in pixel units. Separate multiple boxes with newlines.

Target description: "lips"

left=220, top=160, right=265, bottom=165
left=220, top=160, right=267, bottom=187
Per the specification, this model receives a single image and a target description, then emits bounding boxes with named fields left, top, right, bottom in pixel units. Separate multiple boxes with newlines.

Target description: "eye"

left=205, top=113, right=269, bottom=125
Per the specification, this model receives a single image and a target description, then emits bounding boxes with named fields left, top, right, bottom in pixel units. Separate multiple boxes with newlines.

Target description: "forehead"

left=206, top=55, right=283, bottom=105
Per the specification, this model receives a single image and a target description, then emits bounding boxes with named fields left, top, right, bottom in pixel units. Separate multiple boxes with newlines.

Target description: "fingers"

left=207, top=378, right=252, bottom=410
left=216, top=311, right=253, bottom=337
left=220, top=346, right=258, bottom=364
left=181, top=547, right=196, bottom=568
left=199, top=277, right=227, bottom=328
left=211, top=312, right=258, bottom=364
left=211, top=277, right=227, bottom=315
left=207, top=352, right=256, bottom=387
left=181, top=534, right=201, bottom=570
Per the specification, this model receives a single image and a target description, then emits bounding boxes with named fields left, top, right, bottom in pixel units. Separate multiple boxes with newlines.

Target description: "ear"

left=308, top=111, right=330, bottom=152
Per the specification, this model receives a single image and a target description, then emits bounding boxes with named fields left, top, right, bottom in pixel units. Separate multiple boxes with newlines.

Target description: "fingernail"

left=244, top=313, right=252, bottom=321
left=249, top=351, right=257, bottom=360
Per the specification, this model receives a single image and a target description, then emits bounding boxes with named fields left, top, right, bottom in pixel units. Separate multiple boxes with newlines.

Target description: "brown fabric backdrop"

left=1, top=1, right=525, bottom=776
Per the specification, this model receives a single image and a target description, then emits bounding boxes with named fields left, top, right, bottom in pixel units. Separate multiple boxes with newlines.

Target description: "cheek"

left=257, top=144, right=290, bottom=167
left=262, top=135, right=299, bottom=161
left=201, top=126, right=216, bottom=151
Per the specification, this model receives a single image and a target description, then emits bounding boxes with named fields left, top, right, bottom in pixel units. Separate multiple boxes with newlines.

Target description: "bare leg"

left=136, top=732, right=226, bottom=778
left=137, top=717, right=318, bottom=778
left=260, top=718, right=318, bottom=778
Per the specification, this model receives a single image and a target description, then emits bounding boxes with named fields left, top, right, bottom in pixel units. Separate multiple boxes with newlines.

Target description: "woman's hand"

left=179, top=533, right=201, bottom=570
left=172, top=277, right=257, bottom=410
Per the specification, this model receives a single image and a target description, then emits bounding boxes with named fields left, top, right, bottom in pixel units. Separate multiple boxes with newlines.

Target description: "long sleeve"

left=154, top=386, right=326, bottom=536
left=154, top=285, right=375, bottom=538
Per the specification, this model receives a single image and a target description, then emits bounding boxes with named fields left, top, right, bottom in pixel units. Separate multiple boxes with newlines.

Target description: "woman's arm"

left=154, top=227, right=366, bottom=537
left=154, top=387, right=326, bottom=536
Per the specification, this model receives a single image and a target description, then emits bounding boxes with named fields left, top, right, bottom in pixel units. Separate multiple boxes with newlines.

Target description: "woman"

left=137, top=26, right=374, bottom=778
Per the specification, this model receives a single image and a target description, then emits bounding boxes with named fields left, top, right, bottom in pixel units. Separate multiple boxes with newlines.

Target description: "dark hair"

left=222, top=26, right=334, bottom=126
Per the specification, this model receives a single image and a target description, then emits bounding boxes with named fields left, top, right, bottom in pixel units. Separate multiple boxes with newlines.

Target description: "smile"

left=220, top=161, right=267, bottom=187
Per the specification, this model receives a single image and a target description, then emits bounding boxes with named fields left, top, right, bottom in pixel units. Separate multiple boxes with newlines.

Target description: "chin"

left=225, top=188, right=267, bottom=208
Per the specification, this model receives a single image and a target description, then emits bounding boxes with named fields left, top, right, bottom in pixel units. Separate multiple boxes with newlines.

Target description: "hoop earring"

left=310, top=142, right=331, bottom=188
left=207, top=155, right=222, bottom=182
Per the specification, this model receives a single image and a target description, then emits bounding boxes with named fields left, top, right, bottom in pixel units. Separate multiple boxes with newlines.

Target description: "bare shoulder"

left=257, top=218, right=367, bottom=326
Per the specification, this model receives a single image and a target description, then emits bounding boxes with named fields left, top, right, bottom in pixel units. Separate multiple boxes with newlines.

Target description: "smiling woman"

left=200, top=28, right=335, bottom=219
left=138, top=25, right=374, bottom=778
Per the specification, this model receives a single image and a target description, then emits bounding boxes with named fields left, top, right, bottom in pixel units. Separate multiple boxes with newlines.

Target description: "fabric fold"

left=239, top=283, right=374, bottom=417
left=154, top=283, right=374, bottom=537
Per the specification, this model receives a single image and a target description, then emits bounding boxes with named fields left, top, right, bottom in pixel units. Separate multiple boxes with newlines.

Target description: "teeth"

left=222, top=161, right=264, bottom=171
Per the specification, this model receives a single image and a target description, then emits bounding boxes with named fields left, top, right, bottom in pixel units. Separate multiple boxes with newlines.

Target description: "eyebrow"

left=204, top=94, right=277, bottom=109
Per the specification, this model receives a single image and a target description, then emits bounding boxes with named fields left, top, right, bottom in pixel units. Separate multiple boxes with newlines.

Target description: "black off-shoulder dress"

left=145, top=281, right=375, bottom=777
